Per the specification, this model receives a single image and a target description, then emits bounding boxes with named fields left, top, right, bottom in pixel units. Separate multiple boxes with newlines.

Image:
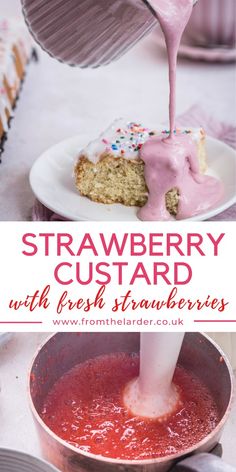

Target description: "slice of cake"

left=74, top=120, right=207, bottom=216
left=0, top=18, right=37, bottom=157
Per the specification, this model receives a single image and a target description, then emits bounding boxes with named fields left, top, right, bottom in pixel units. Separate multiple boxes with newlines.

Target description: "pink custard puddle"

left=138, top=134, right=224, bottom=221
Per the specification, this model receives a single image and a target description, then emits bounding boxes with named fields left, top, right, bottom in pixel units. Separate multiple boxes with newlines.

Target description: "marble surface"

left=0, top=0, right=236, bottom=221
left=0, top=333, right=236, bottom=469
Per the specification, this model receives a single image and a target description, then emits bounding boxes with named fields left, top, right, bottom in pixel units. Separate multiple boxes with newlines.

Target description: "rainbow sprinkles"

left=74, top=119, right=211, bottom=219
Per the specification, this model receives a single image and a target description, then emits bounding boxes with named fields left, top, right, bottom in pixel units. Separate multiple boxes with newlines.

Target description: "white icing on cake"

left=0, top=18, right=33, bottom=64
left=0, top=18, right=33, bottom=133
left=0, top=84, right=12, bottom=131
left=78, top=119, right=204, bottom=164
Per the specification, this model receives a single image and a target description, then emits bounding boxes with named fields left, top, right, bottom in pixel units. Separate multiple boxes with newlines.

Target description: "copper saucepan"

left=29, top=332, right=235, bottom=472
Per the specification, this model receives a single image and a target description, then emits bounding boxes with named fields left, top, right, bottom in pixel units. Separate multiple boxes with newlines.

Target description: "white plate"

left=30, top=134, right=236, bottom=221
left=0, top=449, right=60, bottom=472
left=156, top=34, right=236, bottom=63
left=178, top=42, right=236, bottom=63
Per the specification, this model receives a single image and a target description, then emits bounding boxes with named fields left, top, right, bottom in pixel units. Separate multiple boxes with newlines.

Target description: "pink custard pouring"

left=138, top=0, right=223, bottom=221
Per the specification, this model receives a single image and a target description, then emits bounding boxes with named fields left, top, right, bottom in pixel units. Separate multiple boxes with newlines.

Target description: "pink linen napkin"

left=33, top=199, right=67, bottom=221
left=176, top=105, right=236, bottom=150
left=32, top=106, right=236, bottom=221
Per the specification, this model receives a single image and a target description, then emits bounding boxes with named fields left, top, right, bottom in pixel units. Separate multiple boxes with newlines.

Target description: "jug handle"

left=174, top=452, right=236, bottom=472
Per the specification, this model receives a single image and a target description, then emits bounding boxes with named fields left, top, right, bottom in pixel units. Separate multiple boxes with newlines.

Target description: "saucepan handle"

left=174, top=453, right=236, bottom=472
